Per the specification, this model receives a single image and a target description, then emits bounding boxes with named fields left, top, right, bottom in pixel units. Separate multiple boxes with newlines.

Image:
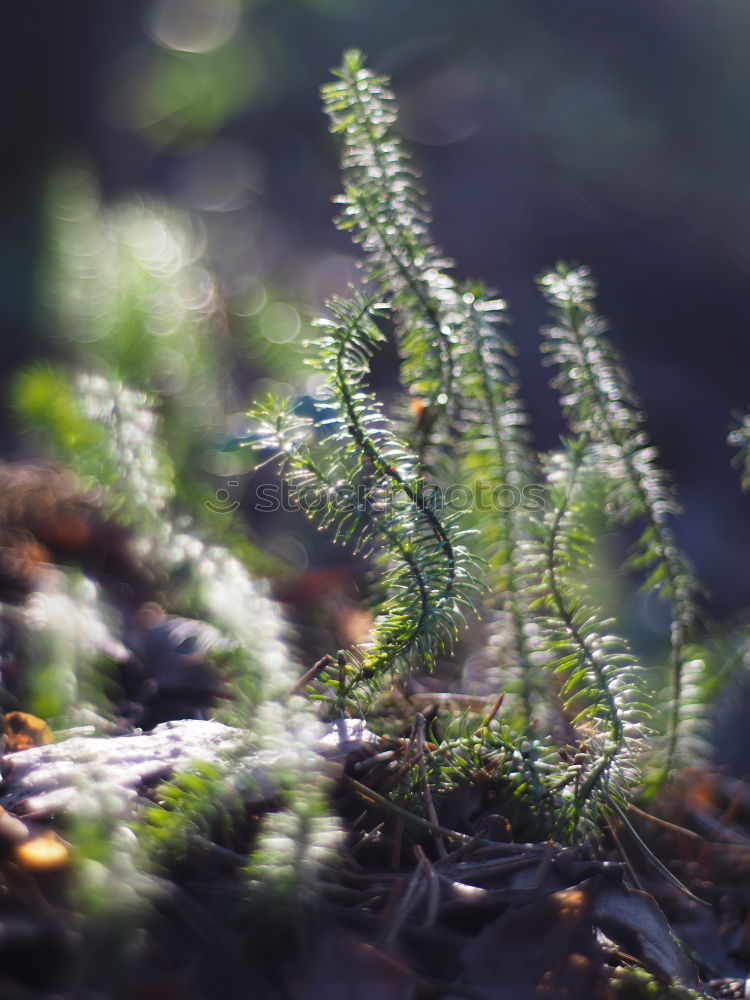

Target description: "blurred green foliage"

left=38, top=170, right=224, bottom=470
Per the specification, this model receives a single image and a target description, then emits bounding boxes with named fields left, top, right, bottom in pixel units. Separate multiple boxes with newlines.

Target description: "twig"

left=379, top=861, right=425, bottom=951
left=626, top=801, right=704, bottom=845
left=350, top=822, right=385, bottom=858
left=612, top=800, right=709, bottom=907
left=288, top=654, right=336, bottom=696
left=530, top=840, right=556, bottom=888
left=414, top=713, right=447, bottom=858
left=607, top=821, right=644, bottom=892
left=347, top=776, right=471, bottom=844
left=438, top=830, right=486, bottom=864
left=390, top=715, right=423, bottom=867
left=479, top=692, right=505, bottom=731
left=414, top=845, right=440, bottom=928
left=347, top=777, right=556, bottom=858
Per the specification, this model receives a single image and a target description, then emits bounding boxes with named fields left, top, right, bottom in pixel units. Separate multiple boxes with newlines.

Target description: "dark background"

left=3, top=0, right=750, bottom=619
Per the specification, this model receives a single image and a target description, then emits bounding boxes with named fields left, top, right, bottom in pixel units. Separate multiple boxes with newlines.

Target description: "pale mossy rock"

left=1, top=718, right=379, bottom=820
